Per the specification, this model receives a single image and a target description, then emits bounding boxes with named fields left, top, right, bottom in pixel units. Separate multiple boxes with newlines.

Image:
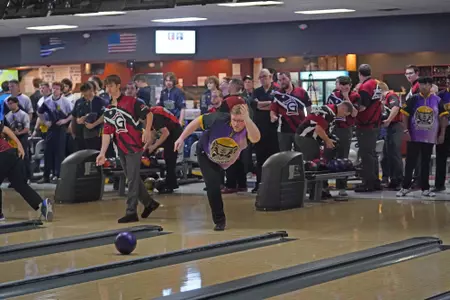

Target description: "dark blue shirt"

left=200, top=90, right=212, bottom=115
left=71, top=96, right=106, bottom=138
left=159, top=87, right=186, bottom=119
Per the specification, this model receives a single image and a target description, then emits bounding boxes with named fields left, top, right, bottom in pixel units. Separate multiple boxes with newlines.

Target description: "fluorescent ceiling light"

left=151, top=17, right=207, bottom=23
left=26, top=25, right=79, bottom=30
left=218, top=1, right=283, bottom=7
left=74, top=11, right=126, bottom=17
left=295, top=8, right=355, bottom=15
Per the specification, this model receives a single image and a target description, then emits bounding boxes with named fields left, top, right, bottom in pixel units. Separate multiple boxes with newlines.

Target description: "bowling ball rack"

left=305, top=171, right=356, bottom=202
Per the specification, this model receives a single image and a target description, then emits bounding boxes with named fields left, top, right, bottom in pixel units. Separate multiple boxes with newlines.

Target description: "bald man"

left=252, top=69, right=280, bottom=193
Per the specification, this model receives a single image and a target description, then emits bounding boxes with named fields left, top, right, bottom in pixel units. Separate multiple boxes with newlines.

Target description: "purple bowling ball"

left=115, top=232, right=137, bottom=255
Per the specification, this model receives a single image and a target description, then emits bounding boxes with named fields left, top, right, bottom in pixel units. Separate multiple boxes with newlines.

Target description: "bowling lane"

left=0, top=231, right=244, bottom=283
left=271, top=249, right=450, bottom=300
left=14, top=239, right=387, bottom=300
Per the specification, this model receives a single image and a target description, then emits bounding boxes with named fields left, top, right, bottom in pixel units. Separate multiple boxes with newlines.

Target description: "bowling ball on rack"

left=312, top=158, right=328, bottom=171
left=304, top=161, right=318, bottom=172
left=141, top=156, right=151, bottom=168
left=342, top=158, right=354, bottom=171
left=327, top=159, right=340, bottom=172
left=115, top=232, right=137, bottom=255
left=335, top=159, right=346, bottom=171
left=144, top=177, right=155, bottom=192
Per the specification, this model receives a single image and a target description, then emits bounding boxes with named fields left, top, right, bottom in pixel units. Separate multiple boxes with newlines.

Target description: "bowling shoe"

left=40, top=198, right=54, bottom=222
left=214, top=223, right=226, bottom=231
left=141, top=201, right=160, bottom=219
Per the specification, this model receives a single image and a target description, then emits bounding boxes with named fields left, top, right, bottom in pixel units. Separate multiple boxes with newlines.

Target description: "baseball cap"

left=337, top=76, right=352, bottom=85
left=243, top=75, right=253, bottom=81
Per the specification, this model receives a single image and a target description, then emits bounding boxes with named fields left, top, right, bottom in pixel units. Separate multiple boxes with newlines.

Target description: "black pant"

left=161, top=127, right=182, bottom=189
left=435, top=125, right=450, bottom=188
left=254, top=131, right=279, bottom=188
left=402, top=141, right=434, bottom=191
left=0, top=150, right=42, bottom=214
left=324, top=127, right=353, bottom=189
left=356, top=127, right=380, bottom=188
left=381, top=122, right=404, bottom=184
left=44, top=127, right=67, bottom=179
left=225, top=148, right=248, bottom=189
left=197, top=149, right=226, bottom=225
left=18, top=135, right=31, bottom=181
left=278, top=132, right=300, bottom=152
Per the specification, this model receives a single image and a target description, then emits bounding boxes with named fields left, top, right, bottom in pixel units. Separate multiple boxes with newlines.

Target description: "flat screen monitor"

left=155, top=30, right=196, bottom=54
left=0, top=70, right=18, bottom=83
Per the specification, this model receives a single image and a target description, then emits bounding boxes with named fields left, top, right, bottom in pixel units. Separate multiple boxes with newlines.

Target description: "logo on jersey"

left=209, top=137, right=240, bottom=164
left=373, top=84, right=382, bottom=100
left=272, top=91, right=305, bottom=116
left=414, top=106, right=435, bottom=130
left=104, top=107, right=141, bottom=134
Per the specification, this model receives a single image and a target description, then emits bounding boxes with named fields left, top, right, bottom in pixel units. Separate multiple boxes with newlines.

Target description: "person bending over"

left=295, top=103, right=353, bottom=198
left=174, top=105, right=260, bottom=231
left=145, top=106, right=183, bottom=194
left=397, top=76, right=448, bottom=198
left=0, top=122, right=53, bottom=221
left=96, top=75, right=160, bottom=223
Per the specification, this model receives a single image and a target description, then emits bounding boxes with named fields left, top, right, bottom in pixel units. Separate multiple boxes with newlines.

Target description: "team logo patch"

left=111, top=111, right=128, bottom=133
left=414, top=106, right=434, bottom=130
left=209, top=137, right=239, bottom=164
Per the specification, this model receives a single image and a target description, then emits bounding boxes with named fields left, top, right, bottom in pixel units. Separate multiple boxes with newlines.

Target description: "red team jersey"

left=103, top=95, right=150, bottom=154
left=296, top=104, right=337, bottom=141
left=326, top=90, right=360, bottom=128
left=384, top=91, right=402, bottom=123
left=356, top=78, right=383, bottom=128
left=270, top=86, right=311, bottom=133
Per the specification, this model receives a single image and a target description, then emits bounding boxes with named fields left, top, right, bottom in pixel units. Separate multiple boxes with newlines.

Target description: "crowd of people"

left=0, top=62, right=450, bottom=230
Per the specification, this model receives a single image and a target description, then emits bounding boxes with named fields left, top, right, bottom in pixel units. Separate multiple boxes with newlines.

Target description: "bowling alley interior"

left=3, top=1, right=450, bottom=299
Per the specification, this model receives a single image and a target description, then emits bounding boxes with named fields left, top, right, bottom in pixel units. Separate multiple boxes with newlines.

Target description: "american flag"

left=40, top=37, right=65, bottom=57
left=108, top=33, right=137, bottom=53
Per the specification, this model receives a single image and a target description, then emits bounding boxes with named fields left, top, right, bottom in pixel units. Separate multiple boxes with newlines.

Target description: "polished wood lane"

left=3, top=186, right=450, bottom=299
left=273, top=249, right=450, bottom=300
left=0, top=232, right=249, bottom=283
left=13, top=239, right=386, bottom=300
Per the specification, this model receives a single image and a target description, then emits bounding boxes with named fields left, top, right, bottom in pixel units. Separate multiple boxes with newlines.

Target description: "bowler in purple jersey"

left=434, top=75, right=450, bottom=191
left=174, top=105, right=261, bottom=231
left=397, top=77, right=448, bottom=198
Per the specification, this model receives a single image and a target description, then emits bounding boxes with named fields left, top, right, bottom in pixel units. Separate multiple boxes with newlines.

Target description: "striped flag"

left=108, top=33, right=137, bottom=53
left=40, top=37, right=65, bottom=57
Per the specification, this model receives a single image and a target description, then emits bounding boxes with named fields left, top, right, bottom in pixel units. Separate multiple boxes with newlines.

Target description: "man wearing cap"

left=325, top=76, right=359, bottom=196
left=397, top=76, right=448, bottom=198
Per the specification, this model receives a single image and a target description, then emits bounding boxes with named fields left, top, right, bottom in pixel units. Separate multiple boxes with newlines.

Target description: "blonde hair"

left=377, top=81, right=390, bottom=92
left=230, top=104, right=244, bottom=115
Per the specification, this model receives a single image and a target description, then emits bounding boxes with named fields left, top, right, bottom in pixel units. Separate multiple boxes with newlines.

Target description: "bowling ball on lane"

left=115, top=232, right=137, bottom=255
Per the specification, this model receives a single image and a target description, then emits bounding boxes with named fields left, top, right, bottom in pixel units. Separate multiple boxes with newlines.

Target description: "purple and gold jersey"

left=438, top=89, right=450, bottom=125
left=401, top=93, right=448, bottom=144
left=199, top=112, right=248, bottom=169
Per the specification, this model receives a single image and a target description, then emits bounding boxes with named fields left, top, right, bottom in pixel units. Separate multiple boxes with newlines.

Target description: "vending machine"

left=300, top=70, right=350, bottom=106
